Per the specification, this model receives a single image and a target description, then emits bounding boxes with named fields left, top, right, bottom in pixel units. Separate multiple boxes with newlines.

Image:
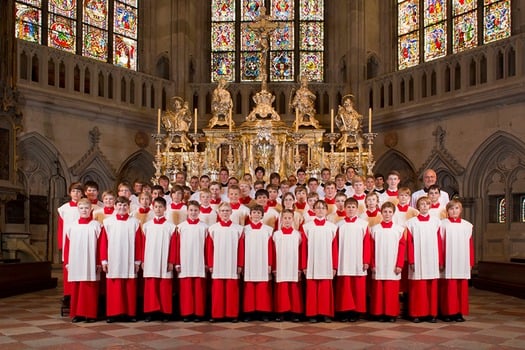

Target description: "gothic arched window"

left=211, top=0, right=324, bottom=82
left=15, top=0, right=139, bottom=70
left=397, top=0, right=511, bottom=70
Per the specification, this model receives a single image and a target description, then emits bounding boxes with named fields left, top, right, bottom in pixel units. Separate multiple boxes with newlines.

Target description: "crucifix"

left=249, top=5, right=279, bottom=91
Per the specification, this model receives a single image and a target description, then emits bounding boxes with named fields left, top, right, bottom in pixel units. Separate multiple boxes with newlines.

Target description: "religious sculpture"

left=290, top=76, right=320, bottom=129
left=208, top=78, right=234, bottom=128
left=335, top=94, right=363, bottom=150
left=161, top=96, right=192, bottom=150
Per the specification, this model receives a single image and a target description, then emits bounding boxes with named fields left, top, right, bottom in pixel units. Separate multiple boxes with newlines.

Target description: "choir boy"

left=266, top=184, right=283, bottom=212
left=280, top=192, right=304, bottom=230
left=294, top=186, right=308, bottom=215
left=64, top=198, right=102, bottom=323
left=206, top=202, right=244, bottom=322
left=351, top=176, right=367, bottom=214
left=392, top=187, right=419, bottom=227
left=303, top=191, right=319, bottom=224
left=84, top=181, right=103, bottom=208
left=327, top=192, right=347, bottom=224
left=254, top=189, right=279, bottom=229
left=209, top=182, right=223, bottom=209
left=227, top=185, right=250, bottom=225
left=378, top=171, right=401, bottom=205
left=301, top=200, right=338, bottom=323
left=93, top=190, right=116, bottom=224
left=360, top=192, right=383, bottom=227
left=323, top=181, right=338, bottom=214
left=141, top=197, right=177, bottom=322
left=369, top=202, right=406, bottom=322
left=428, top=185, right=448, bottom=220
left=132, top=191, right=154, bottom=228
left=198, top=189, right=218, bottom=226
left=335, top=198, right=370, bottom=321
left=176, top=201, right=209, bottom=322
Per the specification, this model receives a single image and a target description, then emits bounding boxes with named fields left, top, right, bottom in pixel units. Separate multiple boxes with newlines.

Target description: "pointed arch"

left=116, top=150, right=155, bottom=186
left=373, top=149, right=417, bottom=190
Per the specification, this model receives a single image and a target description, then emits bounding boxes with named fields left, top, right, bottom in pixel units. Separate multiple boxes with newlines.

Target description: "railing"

left=361, top=33, right=525, bottom=128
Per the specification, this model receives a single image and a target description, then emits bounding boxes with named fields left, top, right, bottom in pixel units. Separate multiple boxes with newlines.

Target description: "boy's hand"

left=332, top=269, right=337, bottom=277
left=439, top=265, right=444, bottom=272
left=363, top=264, right=369, bottom=271
left=409, top=264, right=415, bottom=272
left=175, top=265, right=181, bottom=273
left=102, top=264, right=108, bottom=273
left=135, top=264, right=140, bottom=273
left=237, top=267, right=243, bottom=275
left=208, top=267, right=213, bottom=274
left=394, top=267, right=402, bottom=275
left=167, top=263, right=174, bottom=272
left=298, top=271, right=302, bottom=281
left=96, top=265, right=101, bottom=273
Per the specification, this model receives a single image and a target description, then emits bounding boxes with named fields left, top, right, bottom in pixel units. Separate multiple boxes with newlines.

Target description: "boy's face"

left=271, top=177, right=280, bottom=186
left=176, top=173, right=186, bottom=184
left=250, top=210, right=263, bottom=223
left=190, top=177, right=199, bottom=190
left=321, top=170, right=330, bottom=182
left=118, top=186, right=132, bottom=199
left=313, top=203, right=328, bottom=218
left=199, top=192, right=211, bottom=205
left=296, top=190, right=306, bottom=202
left=447, top=203, right=462, bottom=219
left=142, top=185, right=152, bottom=194
left=218, top=206, right=232, bottom=222
left=255, top=170, right=264, bottom=180
left=78, top=202, right=91, bottom=218
left=398, top=192, right=411, bottom=205
left=254, top=183, right=264, bottom=191
left=187, top=205, right=200, bottom=219
left=346, top=168, right=355, bottom=180
left=281, top=213, right=294, bottom=228
left=153, top=201, right=166, bottom=217
left=255, top=195, right=268, bottom=206
left=133, top=182, right=143, bottom=194
left=171, top=191, right=183, bottom=203
left=335, top=196, right=346, bottom=210
left=219, top=170, right=229, bottom=183
left=381, top=207, right=394, bottom=222
left=365, top=195, right=378, bottom=209
left=70, top=188, right=83, bottom=202
left=353, top=181, right=365, bottom=194
left=283, top=196, right=295, bottom=209
left=115, top=202, right=129, bottom=215
left=151, top=189, right=162, bottom=199
left=297, top=172, right=306, bottom=183
left=386, top=175, right=400, bottom=189
left=308, top=181, right=319, bottom=193
left=324, top=184, right=336, bottom=198
left=268, top=188, right=278, bottom=200
left=307, top=196, right=318, bottom=208
left=199, top=177, right=210, bottom=189
left=335, top=177, right=346, bottom=188
left=103, top=195, right=115, bottom=208
left=280, top=184, right=290, bottom=195
left=209, top=185, right=221, bottom=198
left=139, top=195, right=151, bottom=208
left=228, top=189, right=240, bottom=202
left=85, top=187, right=99, bottom=201
left=418, top=200, right=430, bottom=215
left=365, top=178, right=375, bottom=190
left=345, top=203, right=358, bottom=217
left=375, top=177, right=384, bottom=188
left=428, top=189, right=440, bottom=202
left=159, top=179, right=169, bottom=191
left=288, top=175, right=297, bottom=186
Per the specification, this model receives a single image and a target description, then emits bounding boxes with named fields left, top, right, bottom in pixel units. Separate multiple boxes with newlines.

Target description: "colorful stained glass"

left=114, top=1, right=138, bottom=38
left=300, top=52, right=323, bottom=81
left=271, top=22, right=293, bottom=50
left=425, top=23, right=447, bottom=61
left=398, top=32, right=419, bottom=69
left=241, top=52, right=262, bottom=81
left=300, top=0, right=323, bottom=21
left=485, top=0, right=501, bottom=4
left=212, top=23, right=235, bottom=51
left=453, top=11, right=478, bottom=53
left=242, top=0, right=262, bottom=21
left=83, top=0, right=108, bottom=29
left=300, top=22, right=323, bottom=50
left=453, top=0, right=476, bottom=16
left=240, top=23, right=259, bottom=51
left=83, top=25, right=107, bottom=60
left=114, top=34, right=136, bottom=69
left=48, top=15, right=76, bottom=52
left=484, top=1, right=511, bottom=44
left=270, top=51, right=293, bottom=81
left=272, top=0, right=294, bottom=21
left=119, top=0, right=137, bottom=6
left=398, top=0, right=419, bottom=35
left=424, top=0, right=446, bottom=26
left=18, top=0, right=41, bottom=6
left=49, top=0, right=76, bottom=18
left=212, top=0, right=235, bottom=21
left=15, top=3, right=41, bottom=43
left=212, top=52, right=235, bottom=82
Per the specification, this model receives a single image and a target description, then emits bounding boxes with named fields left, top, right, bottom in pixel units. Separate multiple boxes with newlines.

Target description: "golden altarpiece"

left=151, top=7, right=377, bottom=184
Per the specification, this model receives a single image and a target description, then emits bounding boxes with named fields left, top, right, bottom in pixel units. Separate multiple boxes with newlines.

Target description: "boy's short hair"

left=118, top=181, right=132, bottom=191
left=102, top=190, right=116, bottom=199
left=209, top=181, right=221, bottom=189
left=398, top=187, right=411, bottom=196
left=296, top=168, right=306, bottom=175
left=139, top=191, right=152, bottom=200
left=152, top=185, right=164, bottom=192
left=199, top=188, right=211, bottom=195
left=365, top=192, right=380, bottom=201
left=416, top=196, right=431, bottom=209
left=253, top=180, right=266, bottom=188
left=239, top=179, right=252, bottom=188
left=228, top=184, right=240, bottom=192
left=294, top=186, right=307, bottom=194
left=269, top=172, right=281, bottom=181
left=199, top=174, right=210, bottom=181
left=254, top=166, right=265, bottom=175
left=218, top=202, right=232, bottom=210
left=335, top=192, right=348, bottom=200
left=69, top=181, right=84, bottom=192
left=387, top=170, right=401, bottom=179
left=170, top=185, right=183, bottom=195
left=313, top=200, right=328, bottom=210
left=84, top=180, right=99, bottom=191
left=324, top=180, right=336, bottom=188
left=250, top=204, right=264, bottom=214
left=446, top=198, right=463, bottom=211
left=77, top=198, right=92, bottom=207
left=187, top=200, right=200, bottom=209
left=266, top=184, right=278, bottom=191
left=280, top=180, right=290, bottom=187
left=307, top=191, right=319, bottom=200
left=344, top=197, right=359, bottom=207
left=307, top=177, right=319, bottom=185
left=380, top=201, right=396, bottom=212
left=153, top=197, right=167, bottom=208
left=159, top=175, right=169, bottom=182
left=335, top=173, right=345, bottom=181
left=374, top=173, right=384, bottom=180
left=255, top=188, right=269, bottom=198
left=428, top=184, right=441, bottom=193
left=115, top=196, right=131, bottom=205
left=281, top=208, right=294, bottom=217
left=352, top=175, right=364, bottom=184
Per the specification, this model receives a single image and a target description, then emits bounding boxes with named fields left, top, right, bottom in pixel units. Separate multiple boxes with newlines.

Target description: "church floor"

left=1, top=286, right=524, bottom=349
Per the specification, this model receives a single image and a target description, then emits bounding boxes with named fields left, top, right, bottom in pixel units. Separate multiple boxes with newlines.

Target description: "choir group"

left=58, top=167, right=473, bottom=324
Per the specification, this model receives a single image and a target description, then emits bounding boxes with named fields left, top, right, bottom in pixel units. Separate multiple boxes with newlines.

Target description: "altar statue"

left=162, top=96, right=192, bottom=149
left=209, top=78, right=233, bottom=128
left=291, top=76, right=320, bottom=129
left=335, top=94, right=363, bottom=150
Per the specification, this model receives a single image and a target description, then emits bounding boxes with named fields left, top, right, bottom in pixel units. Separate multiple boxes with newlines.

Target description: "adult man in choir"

left=411, top=169, right=449, bottom=208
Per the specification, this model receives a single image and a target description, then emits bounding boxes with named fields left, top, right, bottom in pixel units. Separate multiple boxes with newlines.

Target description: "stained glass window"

left=211, top=0, right=324, bottom=82
left=398, top=0, right=512, bottom=70
left=15, top=0, right=139, bottom=70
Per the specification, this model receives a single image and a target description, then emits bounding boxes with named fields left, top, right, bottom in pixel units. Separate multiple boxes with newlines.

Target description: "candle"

left=368, top=108, right=372, bottom=133
left=218, top=147, right=222, bottom=165
left=229, top=110, right=232, bottom=132
left=157, top=108, right=161, bottom=134
left=194, top=108, right=198, bottom=133
left=295, top=109, right=299, bottom=132
left=330, top=109, right=334, bottom=133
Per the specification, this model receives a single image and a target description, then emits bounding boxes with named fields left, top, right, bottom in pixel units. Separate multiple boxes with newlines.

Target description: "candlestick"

left=194, top=108, right=198, bottom=134
left=218, top=146, right=222, bottom=165
left=295, top=109, right=299, bottom=132
left=229, top=110, right=232, bottom=132
left=368, top=108, right=372, bottom=133
left=157, top=108, right=161, bottom=134
left=330, top=109, right=334, bottom=133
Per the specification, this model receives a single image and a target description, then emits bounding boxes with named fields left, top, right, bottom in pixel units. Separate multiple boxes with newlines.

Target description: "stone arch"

left=117, top=150, right=155, bottom=186
left=374, top=149, right=417, bottom=190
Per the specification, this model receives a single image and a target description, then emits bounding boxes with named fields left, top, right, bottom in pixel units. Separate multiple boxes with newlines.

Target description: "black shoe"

left=378, top=316, right=386, bottom=322
left=243, top=316, right=251, bottom=322
left=209, top=318, right=215, bottom=323
left=193, top=317, right=201, bottom=323
left=71, top=316, right=84, bottom=323
left=86, top=318, right=97, bottom=323
left=231, top=318, right=238, bottom=323
left=340, top=317, right=348, bottom=322
left=323, top=316, right=332, bottom=323
left=144, top=315, right=153, bottom=322
left=349, top=316, right=358, bottom=322
left=428, top=317, right=437, bottom=323
left=291, top=316, right=300, bottom=322
left=309, top=317, right=318, bottom=323
left=275, top=315, right=282, bottom=322
left=182, top=318, right=191, bottom=322
left=106, top=317, right=116, bottom=323
left=161, top=315, right=170, bottom=322
left=388, top=316, right=397, bottom=322
left=261, top=315, right=270, bottom=322
left=455, top=314, right=465, bottom=322
left=412, top=317, right=422, bottom=323
left=128, top=317, right=137, bottom=323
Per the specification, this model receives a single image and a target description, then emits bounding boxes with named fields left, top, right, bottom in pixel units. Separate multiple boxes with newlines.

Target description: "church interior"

left=1, top=0, right=525, bottom=348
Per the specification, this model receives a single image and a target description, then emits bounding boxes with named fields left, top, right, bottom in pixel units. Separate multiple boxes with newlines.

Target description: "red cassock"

left=176, top=218, right=209, bottom=317
left=57, top=201, right=80, bottom=296
left=301, top=218, right=339, bottom=317
left=100, top=214, right=143, bottom=317
left=369, top=221, right=406, bottom=317
left=206, top=220, right=244, bottom=319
